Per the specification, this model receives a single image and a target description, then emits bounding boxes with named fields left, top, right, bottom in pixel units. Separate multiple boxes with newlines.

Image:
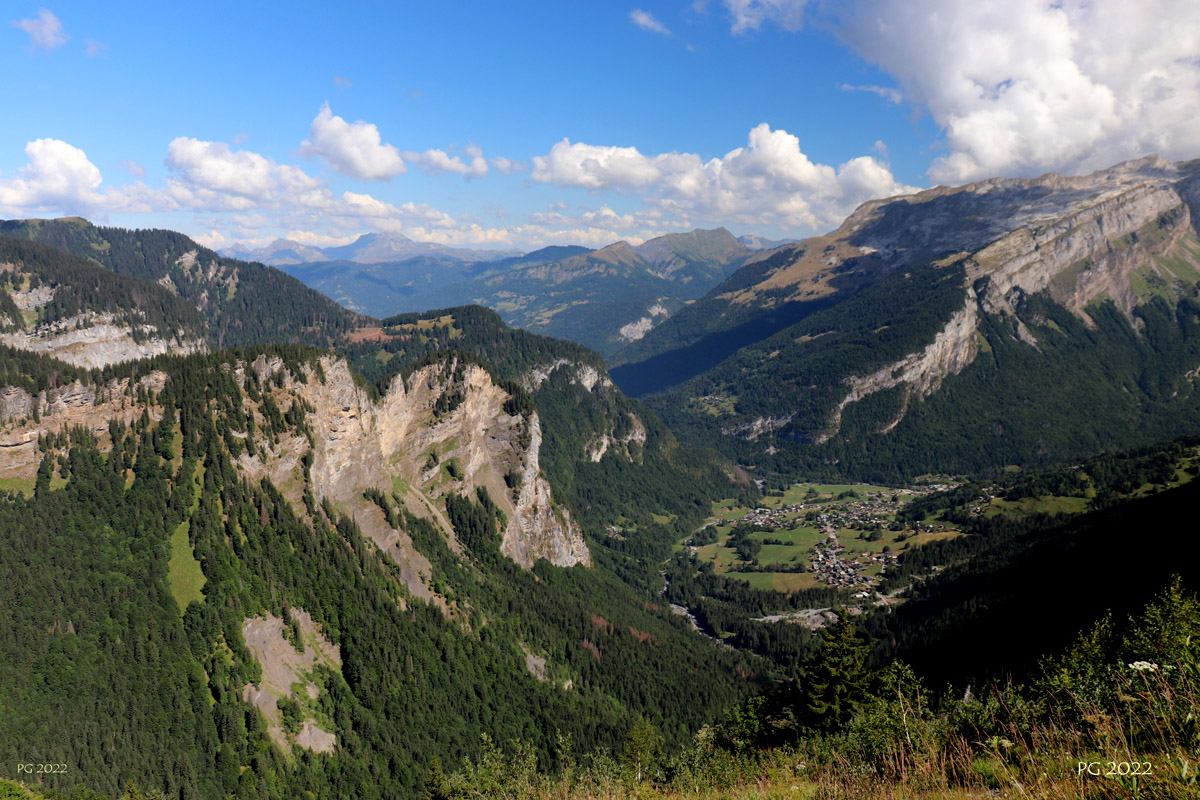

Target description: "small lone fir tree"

left=802, top=608, right=868, bottom=732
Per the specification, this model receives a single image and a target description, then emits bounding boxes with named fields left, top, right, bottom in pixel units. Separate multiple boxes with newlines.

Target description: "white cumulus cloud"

left=724, top=0, right=807, bottom=33
left=0, top=138, right=103, bottom=213
left=0, top=137, right=586, bottom=252
left=532, top=124, right=917, bottom=232
left=164, top=137, right=326, bottom=212
left=404, top=147, right=489, bottom=179
left=737, top=0, right=1200, bottom=182
left=298, top=103, right=407, bottom=180
left=490, top=156, right=527, bottom=175
left=12, top=9, right=68, bottom=50
left=631, top=9, right=672, bottom=35
left=532, top=140, right=683, bottom=190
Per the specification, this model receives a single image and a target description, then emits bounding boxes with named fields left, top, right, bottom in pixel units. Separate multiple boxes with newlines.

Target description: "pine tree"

left=423, top=755, right=452, bottom=800
left=802, top=609, right=868, bottom=732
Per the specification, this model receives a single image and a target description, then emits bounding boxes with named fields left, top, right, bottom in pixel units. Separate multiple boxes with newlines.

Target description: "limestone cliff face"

left=813, top=157, right=1200, bottom=439
left=235, top=355, right=589, bottom=592
left=969, top=180, right=1189, bottom=322
left=824, top=290, right=980, bottom=441
left=0, top=373, right=168, bottom=480
left=504, top=414, right=589, bottom=567
left=0, top=312, right=203, bottom=369
left=1, top=255, right=204, bottom=368
left=524, top=358, right=612, bottom=393
left=1, top=351, right=588, bottom=593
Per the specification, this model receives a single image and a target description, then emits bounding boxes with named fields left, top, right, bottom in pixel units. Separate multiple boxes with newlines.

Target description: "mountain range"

left=611, top=155, right=1200, bottom=481
left=222, top=230, right=518, bottom=266
left=225, top=227, right=788, bottom=270
left=2, top=155, right=1200, bottom=798
left=275, top=227, right=756, bottom=357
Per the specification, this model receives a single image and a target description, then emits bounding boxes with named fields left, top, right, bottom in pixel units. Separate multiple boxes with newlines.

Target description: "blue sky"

left=4, top=1, right=1199, bottom=252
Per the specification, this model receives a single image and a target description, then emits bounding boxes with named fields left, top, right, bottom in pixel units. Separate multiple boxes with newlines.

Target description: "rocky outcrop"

left=0, top=373, right=167, bottom=480
left=813, top=157, right=1200, bottom=438
left=825, top=288, right=980, bottom=440
left=236, top=355, right=589, bottom=587
left=524, top=358, right=613, bottom=393
left=971, top=181, right=1187, bottom=317
left=0, top=311, right=203, bottom=369
left=587, top=413, right=647, bottom=462
left=241, top=610, right=341, bottom=754
left=9, top=284, right=54, bottom=310
left=618, top=302, right=671, bottom=342
left=504, top=414, right=590, bottom=567
left=721, top=415, right=795, bottom=441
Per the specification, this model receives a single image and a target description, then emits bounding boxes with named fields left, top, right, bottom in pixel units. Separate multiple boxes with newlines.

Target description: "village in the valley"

left=684, top=482, right=963, bottom=597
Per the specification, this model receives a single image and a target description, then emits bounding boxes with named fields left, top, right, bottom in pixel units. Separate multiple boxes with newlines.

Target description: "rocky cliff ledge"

left=236, top=355, right=589, bottom=592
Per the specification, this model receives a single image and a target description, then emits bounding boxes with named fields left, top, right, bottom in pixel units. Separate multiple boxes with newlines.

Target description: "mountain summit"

left=613, top=156, right=1200, bottom=480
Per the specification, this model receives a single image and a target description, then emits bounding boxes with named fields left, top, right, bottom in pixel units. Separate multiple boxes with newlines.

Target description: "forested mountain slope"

left=0, top=236, right=206, bottom=368
left=0, top=225, right=760, bottom=798
left=0, top=217, right=366, bottom=348
left=0, top=342, right=758, bottom=800
left=859, top=454, right=1200, bottom=685
left=612, top=156, right=1200, bottom=481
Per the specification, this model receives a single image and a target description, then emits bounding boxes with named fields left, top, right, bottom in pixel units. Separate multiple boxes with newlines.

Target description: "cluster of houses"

left=699, top=483, right=972, bottom=594
left=809, top=540, right=875, bottom=589
left=741, top=504, right=807, bottom=528
left=807, top=531, right=902, bottom=592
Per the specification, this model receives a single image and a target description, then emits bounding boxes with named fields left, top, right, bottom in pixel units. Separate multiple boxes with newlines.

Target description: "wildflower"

left=1128, top=661, right=1159, bottom=672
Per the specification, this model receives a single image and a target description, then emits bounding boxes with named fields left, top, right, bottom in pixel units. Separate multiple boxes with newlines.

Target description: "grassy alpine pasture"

left=167, top=521, right=206, bottom=612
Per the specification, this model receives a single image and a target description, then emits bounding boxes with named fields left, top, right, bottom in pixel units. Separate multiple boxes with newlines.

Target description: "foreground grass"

left=434, top=742, right=1136, bottom=800
left=439, top=734, right=1195, bottom=800
left=439, top=581, right=1200, bottom=800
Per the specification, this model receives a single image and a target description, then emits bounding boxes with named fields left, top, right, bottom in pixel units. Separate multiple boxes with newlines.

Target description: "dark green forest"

left=0, top=236, right=204, bottom=341
left=641, top=257, right=1200, bottom=483
left=0, top=344, right=761, bottom=799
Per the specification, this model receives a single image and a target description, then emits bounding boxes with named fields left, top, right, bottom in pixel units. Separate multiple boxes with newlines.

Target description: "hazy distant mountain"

left=736, top=233, right=801, bottom=250
left=225, top=231, right=518, bottom=266
left=318, top=231, right=517, bottom=264
left=278, top=255, right=475, bottom=316
left=634, top=227, right=751, bottom=284
left=396, top=228, right=753, bottom=356
left=268, top=227, right=753, bottom=356
left=222, top=237, right=327, bottom=265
